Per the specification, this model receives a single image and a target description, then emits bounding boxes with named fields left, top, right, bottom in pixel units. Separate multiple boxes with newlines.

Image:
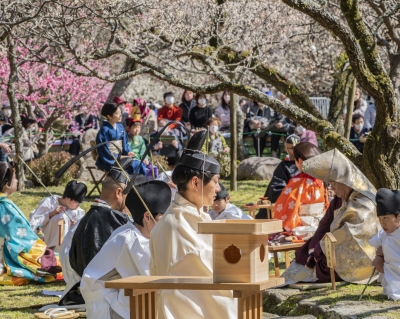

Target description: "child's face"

left=379, top=214, right=400, bottom=234
left=130, top=124, right=141, bottom=136
left=212, top=196, right=229, bottom=214
left=65, top=198, right=80, bottom=210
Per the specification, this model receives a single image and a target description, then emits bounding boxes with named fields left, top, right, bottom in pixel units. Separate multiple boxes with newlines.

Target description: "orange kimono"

left=274, top=172, right=329, bottom=231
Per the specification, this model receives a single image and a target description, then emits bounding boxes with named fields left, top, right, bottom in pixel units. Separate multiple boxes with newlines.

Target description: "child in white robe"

left=209, top=182, right=252, bottom=220
left=81, top=180, right=171, bottom=319
left=370, top=188, right=400, bottom=301
left=29, top=180, right=86, bottom=252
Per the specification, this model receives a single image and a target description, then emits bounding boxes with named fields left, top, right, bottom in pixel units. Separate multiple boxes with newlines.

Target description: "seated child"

left=209, top=182, right=252, bottom=220
left=370, top=188, right=400, bottom=301
left=127, top=118, right=158, bottom=179
left=29, top=180, right=87, bottom=252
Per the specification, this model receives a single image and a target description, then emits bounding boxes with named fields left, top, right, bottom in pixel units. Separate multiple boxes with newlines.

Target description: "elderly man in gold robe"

left=282, top=149, right=380, bottom=284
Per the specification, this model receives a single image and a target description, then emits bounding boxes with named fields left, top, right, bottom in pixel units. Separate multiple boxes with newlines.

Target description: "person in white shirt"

left=81, top=180, right=171, bottom=319
left=29, top=180, right=87, bottom=252
left=209, top=182, right=252, bottom=220
left=370, top=188, right=400, bottom=301
left=149, top=130, right=237, bottom=319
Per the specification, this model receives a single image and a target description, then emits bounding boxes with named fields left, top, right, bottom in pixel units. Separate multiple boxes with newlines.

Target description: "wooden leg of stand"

left=330, top=268, right=336, bottom=291
left=273, top=252, right=280, bottom=277
left=237, top=293, right=263, bottom=319
left=151, top=291, right=158, bottom=319
left=130, top=296, right=138, bottom=319
left=285, top=251, right=290, bottom=268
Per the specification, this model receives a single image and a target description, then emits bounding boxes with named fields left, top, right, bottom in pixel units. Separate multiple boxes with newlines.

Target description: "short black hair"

left=352, top=113, right=364, bottom=123
left=101, top=103, right=119, bottom=118
left=21, top=116, right=36, bottom=129
left=163, top=92, right=174, bottom=100
left=195, top=93, right=206, bottom=103
left=172, top=165, right=215, bottom=193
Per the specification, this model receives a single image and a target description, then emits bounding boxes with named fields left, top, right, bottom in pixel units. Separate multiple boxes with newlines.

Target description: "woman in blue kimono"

left=0, top=162, right=61, bottom=285
left=96, top=103, right=146, bottom=175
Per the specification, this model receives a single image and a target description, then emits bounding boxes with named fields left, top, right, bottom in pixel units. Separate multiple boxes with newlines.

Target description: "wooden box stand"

left=105, top=220, right=285, bottom=319
left=198, top=219, right=283, bottom=283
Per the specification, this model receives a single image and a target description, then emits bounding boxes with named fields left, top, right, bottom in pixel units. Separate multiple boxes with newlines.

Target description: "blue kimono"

left=95, top=121, right=146, bottom=175
left=0, top=195, right=57, bottom=283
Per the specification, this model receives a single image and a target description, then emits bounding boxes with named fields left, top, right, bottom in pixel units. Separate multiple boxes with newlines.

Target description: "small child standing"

left=369, top=188, right=400, bottom=301
left=29, top=180, right=87, bottom=252
left=209, top=182, right=252, bottom=220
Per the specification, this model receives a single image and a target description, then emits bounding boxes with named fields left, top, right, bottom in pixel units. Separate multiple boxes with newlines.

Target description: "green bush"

left=27, top=151, right=79, bottom=186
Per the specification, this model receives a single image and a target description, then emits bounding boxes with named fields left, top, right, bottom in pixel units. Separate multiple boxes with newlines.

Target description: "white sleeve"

left=29, top=197, right=54, bottom=230
left=369, top=230, right=384, bottom=248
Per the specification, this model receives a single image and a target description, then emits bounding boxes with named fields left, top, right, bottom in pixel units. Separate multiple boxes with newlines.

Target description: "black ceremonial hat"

left=126, top=180, right=171, bottom=218
left=215, top=182, right=229, bottom=201
left=63, top=180, right=87, bottom=203
left=376, top=188, right=400, bottom=217
left=107, top=157, right=136, bottom=185
left=178, top=130, right=220, bottom=175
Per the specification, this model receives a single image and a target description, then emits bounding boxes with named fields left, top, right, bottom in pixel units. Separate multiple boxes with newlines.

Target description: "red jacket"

left=157, top=105, right=183, bottom=129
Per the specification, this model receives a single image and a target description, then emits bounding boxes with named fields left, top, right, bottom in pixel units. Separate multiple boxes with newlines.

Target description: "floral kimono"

left=274, top=172, right=329, bottom=231
left=0, top=194, right=62, bottom=285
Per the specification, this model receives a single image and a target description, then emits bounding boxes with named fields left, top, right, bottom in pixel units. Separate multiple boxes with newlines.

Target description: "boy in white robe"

left=149, top=130, right=237, bottom=319
left=81, top=180, right=171, bottom=319
left=370, top=188, right=400, bottom=301
left=209, top=182, right=253, bottom=220
left=29, top=180, right=87, bottom=252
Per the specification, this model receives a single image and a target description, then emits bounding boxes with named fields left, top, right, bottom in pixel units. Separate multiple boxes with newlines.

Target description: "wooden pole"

left=230, top=93, right=238, bottom=191
left=344, top=78, right=357, bottom=139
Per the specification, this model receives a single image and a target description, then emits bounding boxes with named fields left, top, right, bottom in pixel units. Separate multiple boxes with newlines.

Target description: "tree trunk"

left=236, top=105, right=246, bottom=160
left=328, top=57, right=354, bottom=135
left=230, top=93, right=238, bottom=191
left=344, top=79, right=357, bottom=139
left=106, top=58, right=136, bottom=103
left=7, top=38, right=25, bottom=191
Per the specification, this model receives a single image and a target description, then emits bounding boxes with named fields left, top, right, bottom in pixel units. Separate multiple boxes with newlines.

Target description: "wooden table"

left=105, top=276, right=285, bottom=319
left=268, top=242, right=305, bottom=276
left=244, top=204, right=275, bottom=219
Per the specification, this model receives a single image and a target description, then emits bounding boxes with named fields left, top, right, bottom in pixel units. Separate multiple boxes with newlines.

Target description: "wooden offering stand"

left=105, top=220, right=285, bottom=319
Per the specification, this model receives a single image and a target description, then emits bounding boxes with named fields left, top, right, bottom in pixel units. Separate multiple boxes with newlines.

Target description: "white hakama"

left=209, top=202, right=253, bottom=220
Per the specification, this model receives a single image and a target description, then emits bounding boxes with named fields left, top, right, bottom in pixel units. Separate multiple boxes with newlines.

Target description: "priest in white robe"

left=29, top=180, right=87, bottom=252
left=369, top=188, right=400, bottom=301
left=149, top=131, right=237, bottom=319
left=209, top=182, right=252, bottom=220
left=81, top=180, right=171, bottom=319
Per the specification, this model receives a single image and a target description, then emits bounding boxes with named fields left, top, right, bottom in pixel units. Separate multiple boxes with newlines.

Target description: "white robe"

left=369, top=227, right=400, bottom=301
left=81, top=223, right=150, bottom=319
left=29, top=195, right=85, bottom=252
left=209, top=203, right=253, bottom=220
left=60, top=221, right=82, bottom=299
left=150, top=193, right=237, bottom=319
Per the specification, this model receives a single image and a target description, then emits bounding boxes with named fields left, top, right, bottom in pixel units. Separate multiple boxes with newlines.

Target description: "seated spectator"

left=215, top=91, right=231, bottom=129
left=201, top=118, right=230, bottom=157
left=364, top=96, right=376, bottom=130
left=29, top=181, right=86, bottom=252
left=96, top=103, right=146, bottom=175
left=179, top=90, right=196, bottom=126
left=274, top=142, right=328, bottom=232
left=350, top=114, right=368, bottom=153
left=81, top=180, right=171, bottom=319
left=244, top=101, right=273, bottom=156
left=256, top=134, right=300, bottom=220
left=1, top=101, right=12, bottom=124
left=189, top=93, right=212, bottom=130
left=151, top=119, right=181, bottom=165
left=295, top=123, right=318, bottom=146
left=261, top=84, right=273, bottom=97
left=0, top=111, right=11, bottom=162
left=157, top=92, right=183, bottom=129
left=353, top=88, right=367, bottom=116
left=209, top=182, right=252, bottom=220
left=138, top=98, right=158, bottom=139
left=74, top=106, right=98, bottom=132
left=30, top=104, right=46, bottom=128
left=0, top=162, right=61, bottom=285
